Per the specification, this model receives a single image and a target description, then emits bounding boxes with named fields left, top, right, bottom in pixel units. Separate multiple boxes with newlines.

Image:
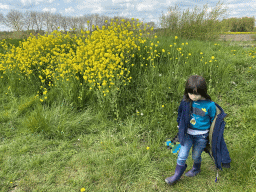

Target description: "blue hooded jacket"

left=177, top=96, right=231, bottom=170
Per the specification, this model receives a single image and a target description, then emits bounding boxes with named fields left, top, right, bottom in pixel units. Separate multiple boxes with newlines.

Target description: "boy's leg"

left=191, top=133, right=209, bottom=163
left=165, top=134, right=193, bottom=185
left=177, top=134, right=193, bottom=166
left=185, top=133, right=209, bottom=177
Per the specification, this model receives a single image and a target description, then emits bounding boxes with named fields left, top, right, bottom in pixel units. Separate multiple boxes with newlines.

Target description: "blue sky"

left=0, top=0, right=255, bottom=31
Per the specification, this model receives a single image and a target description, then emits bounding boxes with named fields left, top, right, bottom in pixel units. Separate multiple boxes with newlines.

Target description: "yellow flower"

left=188, top=53, right=191, bottom=56
left=175, top=36, right=178, bottom=39
left=146, top=146, right=150, bottom=150
left=211, top=56, right=215, bottom=60
left=81, top=188, right=86, bottom=192
left=200, top=52, right=203, bottom=54
left=170, top=45, right=173, bottom=47
left=162, top=105, right=164, bottom=107
left=162, top=49, right=165, bottom=52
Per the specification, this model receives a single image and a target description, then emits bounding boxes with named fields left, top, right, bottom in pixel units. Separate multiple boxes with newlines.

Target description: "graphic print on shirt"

left=190, top=103, right=207, bottom=126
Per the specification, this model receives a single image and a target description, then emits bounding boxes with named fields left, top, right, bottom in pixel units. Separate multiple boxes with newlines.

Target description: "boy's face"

left=188, top=93, right=202, bottom=101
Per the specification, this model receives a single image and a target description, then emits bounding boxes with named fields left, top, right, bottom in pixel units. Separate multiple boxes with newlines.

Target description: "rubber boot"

left=165, top=164, right=187, bottom=185
left=185, top=162, right=201, bottom=177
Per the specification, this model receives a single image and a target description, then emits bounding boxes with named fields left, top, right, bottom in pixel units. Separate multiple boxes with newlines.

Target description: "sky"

left=0, top=0, right=256, bottom=31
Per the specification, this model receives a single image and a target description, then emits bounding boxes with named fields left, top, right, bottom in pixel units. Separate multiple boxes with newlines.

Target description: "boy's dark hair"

left=183, top=75, right=212, bottom=102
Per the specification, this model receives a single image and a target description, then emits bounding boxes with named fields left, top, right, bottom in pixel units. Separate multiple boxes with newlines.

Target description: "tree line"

left=159, top=1, right=256, bottom=41
left=0, top=9, right=156, bottom=33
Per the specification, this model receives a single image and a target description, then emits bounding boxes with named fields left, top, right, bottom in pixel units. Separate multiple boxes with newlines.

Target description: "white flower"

left=141, top=113, right=144, bottom=116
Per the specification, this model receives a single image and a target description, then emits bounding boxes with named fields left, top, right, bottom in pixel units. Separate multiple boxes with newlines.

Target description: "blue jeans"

left=177, top=132, right=209, bottom=166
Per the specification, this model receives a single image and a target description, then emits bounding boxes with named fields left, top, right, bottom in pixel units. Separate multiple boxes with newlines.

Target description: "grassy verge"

left=0, top=36, right=256, bottom=191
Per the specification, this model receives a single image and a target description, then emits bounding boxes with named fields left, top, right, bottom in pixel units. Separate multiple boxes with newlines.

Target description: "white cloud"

left=112, top=0, right=131, bottom=3
left=20, top=0, right=56, bottom=5
left=20, top=0, right=32, bottom=5
left=42, top=7, right=57, bottom=13
left=126, top=3, right=134, bottom=9
left=226, top=2, right=256, bottom=11
left=65, top=7, right=75, bottom=13
left=91, top=6, right=104, bottom=14
left=137, top=4, right=154, bottom=11
left=77, top=2, right=98, bottom=9
left=165, top=0, right=179, bottom=6
left=0, top=3, right=10, bottom=9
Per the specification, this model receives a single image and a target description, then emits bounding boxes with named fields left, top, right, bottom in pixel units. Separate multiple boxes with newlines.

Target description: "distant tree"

left=31, top=11, right=44, bottom=32
left=91, top=14, right=102, bottom=29
left=159, top=1, right=229, bottom=40
left=69, top=16, right=79, bottom=31
left=84, top=14, right=93, bottom=31
left=23, top=11, right=35, bottom=31
left=146, top=21, right=156, bottom=28
left=77, top=16, right=86, bottom=31
left=160, top=4, right=181, bottom=30
left=50, top=13, right=62, bottom=31
left=3, top=9, right=24, bottom=31
left=43, top=12, right=53, bottom=33
left=0, top=12, right=4, bottom=24
left=59, top=15, right=70, bottom=32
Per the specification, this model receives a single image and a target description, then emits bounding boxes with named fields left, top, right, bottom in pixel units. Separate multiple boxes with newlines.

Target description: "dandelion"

left=175, top=36, right=178, bottom=39
left=162, top=49, right=165, bottom=52
left=211, top=56, right=215, bottom=60
left=200, top=52, right=203, bottom=54
left=81, top=188, right=86, bottom=192
left=147, top=146, right=150, bottom=150
left=162, top=105, right=164, bottom=107
left=170, top=45, right=173, bottom=47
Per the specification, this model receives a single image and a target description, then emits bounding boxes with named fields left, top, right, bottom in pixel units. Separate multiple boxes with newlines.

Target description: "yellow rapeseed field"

left=0, top=19, right=155, bottom=102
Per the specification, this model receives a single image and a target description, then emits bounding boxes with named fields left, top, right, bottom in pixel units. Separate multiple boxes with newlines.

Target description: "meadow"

left=0, top=19, right=256, bottom=191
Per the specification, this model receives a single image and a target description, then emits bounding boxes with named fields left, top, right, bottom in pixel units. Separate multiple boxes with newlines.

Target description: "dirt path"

left=219, top=34, right=255, bottom=42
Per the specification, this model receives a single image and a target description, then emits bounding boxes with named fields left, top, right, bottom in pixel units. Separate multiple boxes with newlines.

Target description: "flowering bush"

left=0, top=19, right=157, bottom=118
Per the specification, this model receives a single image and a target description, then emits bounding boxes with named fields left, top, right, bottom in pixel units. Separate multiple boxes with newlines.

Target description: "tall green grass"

left=0, top=34, right=256, bottom=191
